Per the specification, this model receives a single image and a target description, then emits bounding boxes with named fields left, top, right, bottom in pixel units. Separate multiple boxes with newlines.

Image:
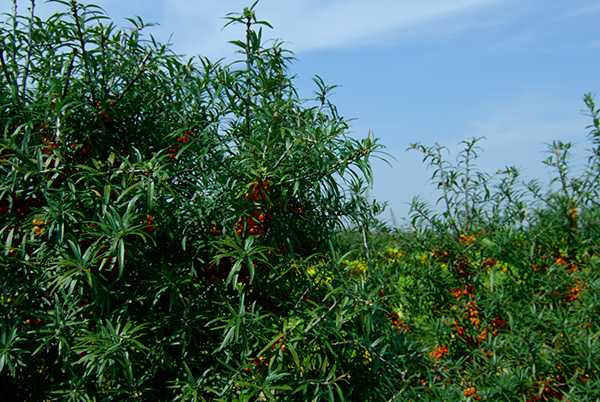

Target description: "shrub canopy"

left=0, top=1, right=415, bottom=401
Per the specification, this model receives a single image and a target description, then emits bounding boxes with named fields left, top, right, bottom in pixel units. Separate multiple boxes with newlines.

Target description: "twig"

left=357, top=343, right=406, bottom=379
left=62, top=48, right=77, bottom=100
left=305, top=299, right=338, bottom=333
left=0, top=47, right=13, bottom=85
left=271, top=138, right=295, bottom=170
left=71, top=1, right=97, bottom=101
left=115, top=51, right=151, bottom=102
left=293, top=287, right=311, bottom=311
left=21, top=0, right=36, bottom=95
left=553, top=144, right=569, bottom=197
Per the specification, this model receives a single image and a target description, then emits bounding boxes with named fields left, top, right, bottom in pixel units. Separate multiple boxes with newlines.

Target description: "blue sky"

left=3, top=0, right=600, bottom=225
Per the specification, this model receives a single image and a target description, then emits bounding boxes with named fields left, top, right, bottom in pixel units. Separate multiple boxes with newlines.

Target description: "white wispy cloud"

left=461, top=90, right=593, bottom=182
left=131, top=0, right=513, bottom=59
left=252, top=0, right=507, bottom=51
left=469, top=91, right=590, bottom=147
left=475, top=1, right=600, bottom=54
left=9, top=0, right=597, bottom=60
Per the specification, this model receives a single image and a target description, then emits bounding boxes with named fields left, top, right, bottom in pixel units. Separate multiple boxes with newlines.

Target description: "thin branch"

left=219, top=74, right=255, bottom=111
left=305, top=299, right=338, bottom=333
left=204, top=146, right=245, bottom=183
left=0, top=46, right=23, bottom=110
left=62, top=48, right=77, bottom=100
left=463, top=139, right=474, bottom=233
left=271, top=138, right=295, bottom=170
left=115, top=51, right=151, bottom=102
left=553, top=144, right=569, bottom=197
left=574, top=147, right=600, bottom=206
left=11, top=0, right=18, bottom=67
left=245, top=14, right=251, bottom=138
left=21, top=0, right=36, bottom=95
left=357, top=343, right=406, bottom=379
left=312, top=97, right=325, bottom=124
left=0, top=47, right=13, bottom=85
left=439, top=156, right=453, bottom=229
left=71, top=1, right=97, bottom=101
left=293, top=287, right=311, bottom=311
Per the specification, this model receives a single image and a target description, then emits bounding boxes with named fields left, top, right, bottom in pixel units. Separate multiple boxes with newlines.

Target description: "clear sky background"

left=3, top=0, right=600, bottom=226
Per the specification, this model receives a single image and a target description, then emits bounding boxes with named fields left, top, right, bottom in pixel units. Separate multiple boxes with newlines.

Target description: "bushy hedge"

left=0, top=1, right=419, bottom=400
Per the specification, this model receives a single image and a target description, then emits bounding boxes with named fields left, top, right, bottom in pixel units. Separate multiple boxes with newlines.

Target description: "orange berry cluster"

left=70, top=139, right=93, bottom=159
left=386, top=310, right=411, bottom=333
left=442, top=236, right=506, bottom=349
left=432, top=247, right=474, bottom=279
left=235, top=210, right=270, bottom=237
left=463, top=386, right=480, bottom=400
left=269, top=338, right=286, bottom=352
left=245, top=338, right=286, bottom=373
left=451, top=303, right=505, bottom=348
left=141, top=214, right=156, bottom=233
left=459, top=233, right=476, bottom=244
left=31, top=218, right=47, bottom=238
left=563, top=281, right=586, bottom=302
left=550, top=249, right=587, bottom=304
left=465, top=300, right=480, bottom=326
left=244, top=180, right=271, bottom=202
left=568, top=207, right=578, bottom=229
left=236, top=181, right=272, bottom=237
left=524, top=374, right=568, bottom=402
left=167, top=131, right=192, bottom=160
left=25, top=318, right=42, bottom=325
left=95, top=100, right=116, bottom=124
left=429, top=345, right=448, bottom=361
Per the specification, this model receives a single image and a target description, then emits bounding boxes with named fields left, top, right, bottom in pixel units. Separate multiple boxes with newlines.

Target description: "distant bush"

left=385, top=102, right=600, bottom=400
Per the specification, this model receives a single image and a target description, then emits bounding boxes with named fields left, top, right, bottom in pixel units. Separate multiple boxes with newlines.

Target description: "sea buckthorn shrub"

left=387, top=105, right=600, bottom=401
left=0, top=2, right=425, bottom=400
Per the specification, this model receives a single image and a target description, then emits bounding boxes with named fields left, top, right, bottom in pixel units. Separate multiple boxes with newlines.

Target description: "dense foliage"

left=384, top=110, right=600, bottom=400
left=2, top=1, right=599, bottom=401
left=0, top=1, right=421, bottom=401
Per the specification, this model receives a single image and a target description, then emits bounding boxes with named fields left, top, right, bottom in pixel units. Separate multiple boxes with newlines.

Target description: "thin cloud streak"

left=468, top=91, right=590, bottom=146
left=262, top=0, right=508, bottom=52
left=150, top=0, right=511, bottom=59
left=0, top=0, right=518, bottom=59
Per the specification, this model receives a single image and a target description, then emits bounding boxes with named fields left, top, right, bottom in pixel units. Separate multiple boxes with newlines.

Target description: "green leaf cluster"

left=0, top=1, right=414, bottom=401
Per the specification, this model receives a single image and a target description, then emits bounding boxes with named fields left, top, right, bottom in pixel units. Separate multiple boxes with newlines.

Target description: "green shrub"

left=386, top=100, right=600, bottom=401
left=0, top=1, right=421, bottom=400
